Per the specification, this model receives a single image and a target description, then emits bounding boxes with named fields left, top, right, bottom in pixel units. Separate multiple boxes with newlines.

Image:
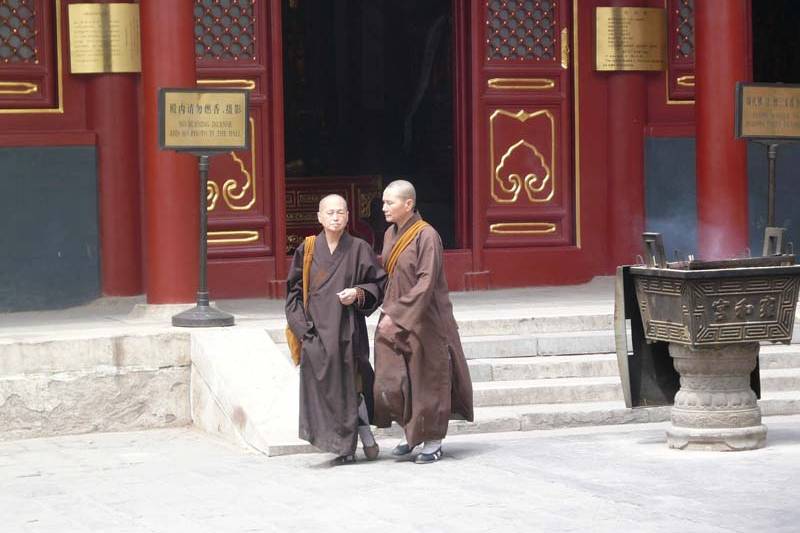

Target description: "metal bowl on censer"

left=617, top=232, right=800, bottom=451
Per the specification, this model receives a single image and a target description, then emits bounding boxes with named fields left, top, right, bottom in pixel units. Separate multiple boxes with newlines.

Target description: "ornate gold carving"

left=0, top=0, right=63, bottom=114
left=208, top=117, right=257, bottom=211
left=208, top=230, right=259, bottom=245
left=561, top=27, right=569, bottom=69
left=359, top=191, right=374, bottom=218
left=489, top=222, right=557, bottom=235
left=676, top=75, right=695, bottom=87
left=490, top=109, right=556, bottom=204
left=197, top=79, right=256, bottom=90
left=487, top=78, right=554, bottom=90
left=0, top=82, right=38, bottom=95
left=207, top=180, right=220, bottom=211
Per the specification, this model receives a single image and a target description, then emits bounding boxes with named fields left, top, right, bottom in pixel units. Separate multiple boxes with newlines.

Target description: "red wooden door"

left=196, top=0, right=287, bottom=298
left=470, top=0, right=582, bottom=287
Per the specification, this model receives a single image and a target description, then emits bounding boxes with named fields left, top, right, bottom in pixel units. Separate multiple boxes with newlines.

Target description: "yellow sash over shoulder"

left=286, top=235, right=316, bottom=366
left=386, top=220, right=429, bottom=275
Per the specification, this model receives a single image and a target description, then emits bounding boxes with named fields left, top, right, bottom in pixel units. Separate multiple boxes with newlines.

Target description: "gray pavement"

left=4, top=415, right=800, bottom=533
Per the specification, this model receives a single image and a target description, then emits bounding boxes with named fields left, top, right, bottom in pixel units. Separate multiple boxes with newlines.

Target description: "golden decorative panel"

left=490, top=109, right=556, bottom=204
left=207, top=117, right=257, bottom=211
left=197, top=78, right=256, bottom=90
left=208, top=230, right=259, bottom=245
left=0, top=81, right=37, bottom=94
left=487, top=78, right=554, bottom=90
left=490, top=222, right=557, bottom=235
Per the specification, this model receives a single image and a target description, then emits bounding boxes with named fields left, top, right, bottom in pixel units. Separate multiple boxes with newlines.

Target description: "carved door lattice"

left=674, top=0, right=694, bottom=59
left=0, top=0, right=37, bottom=63
left=0, top=0, right=56, bottom=109
left=667, top=0, right=695, bottom=102
left=486, top=0, right=556, bottom=61
left=194, top=0, right=256, bottom=61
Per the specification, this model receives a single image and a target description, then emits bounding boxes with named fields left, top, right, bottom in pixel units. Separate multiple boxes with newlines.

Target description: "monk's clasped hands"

left=337, top=288, right=358, bottom=306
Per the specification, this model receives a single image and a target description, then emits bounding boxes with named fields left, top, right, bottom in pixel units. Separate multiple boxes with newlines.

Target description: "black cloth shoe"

left=391, top=443, right=416, bottom=456
left=330, top=454, right=356, bottom=466
left=414, top=447, right=443, bottom=464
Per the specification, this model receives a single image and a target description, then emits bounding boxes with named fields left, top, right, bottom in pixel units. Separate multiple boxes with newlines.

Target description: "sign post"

left=735, top=82, right=800, bottom=254
left=158, top=88, right=250, bottom=327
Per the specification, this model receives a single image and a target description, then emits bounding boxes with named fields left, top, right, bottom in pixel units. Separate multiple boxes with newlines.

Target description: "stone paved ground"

left=4, top=415, right=800, bottom=533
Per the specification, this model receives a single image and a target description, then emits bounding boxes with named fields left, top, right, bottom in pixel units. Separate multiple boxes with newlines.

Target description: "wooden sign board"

left=595, top=7, right=665, bottom=72
left=68, top=3, right=141, bottom=74
left=736, top=83, right=800, bottom=140
left=158, top=89, right=250, bottom=152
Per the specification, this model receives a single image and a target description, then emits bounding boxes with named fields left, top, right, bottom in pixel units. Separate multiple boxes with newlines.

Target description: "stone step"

left=453, top=330, right=619, bottom=359
left=453, top=313, right=614, bottom=337
left=376, top=392, right=800, bottom=440
left=472, top=376, right=623, bottom=407
left=266, top=313, right=616, bottom=344
left=269, top=391, right=800, bottom=455
left=468, top=354, right=619, bottom=382
left=759, top=345, right=800, bottom=369
left=275, top=331, right=620, bottom=361
left=760, top=368, right=800, bottom=392
left=469, top=349, right=800, bottom=384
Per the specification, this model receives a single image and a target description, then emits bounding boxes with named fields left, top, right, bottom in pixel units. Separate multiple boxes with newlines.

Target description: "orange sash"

left=285, top=235, right=316, bottom=366
left=385, top=220, right=429, bottom=275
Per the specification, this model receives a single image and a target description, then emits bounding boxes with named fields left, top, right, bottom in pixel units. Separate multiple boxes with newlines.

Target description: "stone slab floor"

left=3, top=416, right=800, bottom=533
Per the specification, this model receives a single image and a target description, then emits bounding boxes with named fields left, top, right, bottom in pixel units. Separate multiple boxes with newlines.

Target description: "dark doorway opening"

left=752, top=1, right=800, bottom=82
left=282, top=0, right=456, bottom=251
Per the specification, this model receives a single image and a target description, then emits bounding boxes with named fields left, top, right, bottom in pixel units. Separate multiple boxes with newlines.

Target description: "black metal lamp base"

left=172, top=304, right=235, bottom=327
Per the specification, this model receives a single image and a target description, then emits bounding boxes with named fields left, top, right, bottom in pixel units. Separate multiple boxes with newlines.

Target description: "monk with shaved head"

left=374, top=179, right=474, bottom=464
left=285, top=193, right=387, bottom=465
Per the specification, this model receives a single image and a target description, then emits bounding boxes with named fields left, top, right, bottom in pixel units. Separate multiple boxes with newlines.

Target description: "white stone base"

left=667, top=424, right=767, bottom=451
left=668, top=342, right=766, bottom=451
left=190, top=326, right=316, bottom=456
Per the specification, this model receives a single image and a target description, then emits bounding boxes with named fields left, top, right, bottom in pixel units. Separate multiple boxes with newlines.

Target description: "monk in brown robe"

left=374, top=180, right=474, bottom=464
left=285, top=194, right=387, bottom=464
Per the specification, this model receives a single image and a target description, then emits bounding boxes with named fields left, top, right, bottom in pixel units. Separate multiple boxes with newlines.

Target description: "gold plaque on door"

left=595, top=7, right=665, bottom=72
left=68, top=3, right=141, bottom=74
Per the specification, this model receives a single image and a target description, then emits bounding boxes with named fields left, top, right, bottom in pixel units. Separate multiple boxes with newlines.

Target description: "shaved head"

left=318, top=194, right=347, bottom=213
left=384, top=179, right=416, bottom=207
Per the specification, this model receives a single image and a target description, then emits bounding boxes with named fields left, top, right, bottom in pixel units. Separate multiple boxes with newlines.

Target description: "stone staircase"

left=273, top=311, right=800, bottom=439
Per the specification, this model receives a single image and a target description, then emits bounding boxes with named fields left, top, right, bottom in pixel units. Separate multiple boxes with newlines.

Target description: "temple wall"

left=0, top=146, right=100, bottom=312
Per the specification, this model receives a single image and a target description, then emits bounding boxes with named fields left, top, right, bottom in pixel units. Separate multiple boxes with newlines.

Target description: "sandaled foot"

left=363, top=442, right=380, bottom=460
left=330, top=454, right=356, bottom=466
left=414, top=448, right=443, bottom=464
left=392, top=442, right=416, bottom=456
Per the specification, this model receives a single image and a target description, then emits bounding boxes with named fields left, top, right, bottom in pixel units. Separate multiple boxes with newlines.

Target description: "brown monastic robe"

left=285, top=231, right=386, bottom=456
left=373, top=213, right=474, bottom=447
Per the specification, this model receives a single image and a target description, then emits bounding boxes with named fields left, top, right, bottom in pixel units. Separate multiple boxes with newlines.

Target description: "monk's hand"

left=337, top=288, right=357, bottom=306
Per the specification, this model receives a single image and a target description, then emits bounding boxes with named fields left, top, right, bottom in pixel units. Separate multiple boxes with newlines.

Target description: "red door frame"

left=269, top=0, right=476, bottom=294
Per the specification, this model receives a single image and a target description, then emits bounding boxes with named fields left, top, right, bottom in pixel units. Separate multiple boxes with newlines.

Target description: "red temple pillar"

left=88, top=74, right=142, bottom=296
left=140, top=0, right=198, bottom=303
left=695, top=1, right=750, bottom=259
left=606, top=1, right=647, bottom=269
